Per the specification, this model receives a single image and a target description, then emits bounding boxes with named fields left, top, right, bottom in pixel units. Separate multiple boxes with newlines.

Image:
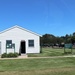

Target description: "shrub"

left=1, top=53, right=8, bottom=58
left=1, top=53, right=19, bottom=58
left=7, top=53, right=15, bottom=58
left=13, top=52, right=19, bottom=57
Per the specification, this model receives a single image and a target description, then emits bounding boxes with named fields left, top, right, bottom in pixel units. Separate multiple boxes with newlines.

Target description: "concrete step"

left=21, top=54, right=27, bottom=56
left=18, top=54, right=28, bottom=58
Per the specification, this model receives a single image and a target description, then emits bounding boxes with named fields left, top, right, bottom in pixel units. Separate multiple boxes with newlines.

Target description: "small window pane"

left=28, top=40, right=34, bottom=47
left=6, top=40, right=12, bottom=48
left=12, top=44, right=15, bottom=48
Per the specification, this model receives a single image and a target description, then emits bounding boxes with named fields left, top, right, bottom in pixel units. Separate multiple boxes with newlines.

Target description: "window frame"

left=28, top=40, right=34, bottom=47
left=6, top=40, right=12, bottom=49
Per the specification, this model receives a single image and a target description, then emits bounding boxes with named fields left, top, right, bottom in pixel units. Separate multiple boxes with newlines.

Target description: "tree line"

left=40, top=32, right=75, bottom=47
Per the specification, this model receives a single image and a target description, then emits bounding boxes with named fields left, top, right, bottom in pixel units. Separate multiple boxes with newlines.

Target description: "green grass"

left=0, top=48, right=75, bottom=75
left=28, top=48, right=75, bottom=57
left=0, top=58, right=75, bottom=75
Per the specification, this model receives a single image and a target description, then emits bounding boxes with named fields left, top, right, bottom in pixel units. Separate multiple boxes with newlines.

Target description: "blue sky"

left=0, top=0, right=75, bottom=36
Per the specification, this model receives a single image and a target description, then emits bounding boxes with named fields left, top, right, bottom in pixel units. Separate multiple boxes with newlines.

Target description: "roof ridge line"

left=0, top=25, right=41, bottom=37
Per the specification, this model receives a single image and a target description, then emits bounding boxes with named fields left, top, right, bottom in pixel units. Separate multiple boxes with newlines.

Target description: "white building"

left=0, top=25, right=41, bottom=55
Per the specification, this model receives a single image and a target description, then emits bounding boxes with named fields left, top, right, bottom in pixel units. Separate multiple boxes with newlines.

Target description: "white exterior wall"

left=0, top=27, right=40, bottom=54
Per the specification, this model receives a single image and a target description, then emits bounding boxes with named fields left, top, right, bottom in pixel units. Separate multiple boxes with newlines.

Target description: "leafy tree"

left=40, top=32, right=75, bottom=47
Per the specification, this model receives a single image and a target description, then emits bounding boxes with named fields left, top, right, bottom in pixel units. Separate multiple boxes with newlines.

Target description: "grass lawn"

left=28, top=48, right=75, bottom=57
left=0, top=57, right=75, bottom=75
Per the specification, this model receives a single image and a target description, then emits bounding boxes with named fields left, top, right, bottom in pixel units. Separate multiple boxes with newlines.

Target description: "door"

left=20, top=41, right=26, bottom=53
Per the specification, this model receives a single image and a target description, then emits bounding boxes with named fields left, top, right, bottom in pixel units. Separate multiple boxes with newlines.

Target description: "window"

left=28, top=40, right=34, bottom=47
left=12, top=43, right=15, bottom=48
left=6, top=40, right=12, bottom=48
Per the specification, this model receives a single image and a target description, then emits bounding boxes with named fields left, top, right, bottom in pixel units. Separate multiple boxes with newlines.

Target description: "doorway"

left=20, top=41, right=26, bottom=54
